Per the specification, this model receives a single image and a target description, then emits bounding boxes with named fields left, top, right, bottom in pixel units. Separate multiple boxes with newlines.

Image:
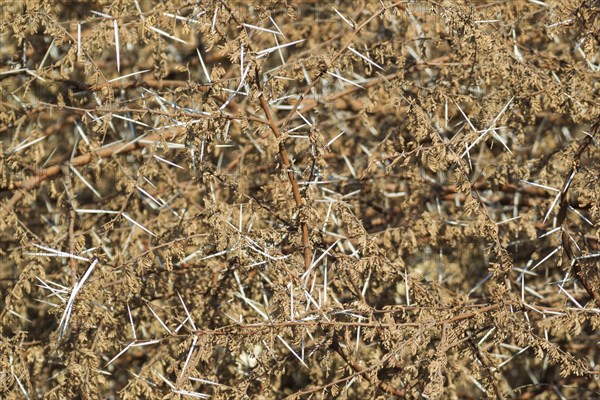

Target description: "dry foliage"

left=1, top=0, right=599, bottom=398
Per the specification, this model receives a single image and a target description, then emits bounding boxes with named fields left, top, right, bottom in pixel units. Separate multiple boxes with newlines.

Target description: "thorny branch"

left=257, top=93, right=312, bottom=271
left=215, top=0, right=313, bottom=271
left=4, top=128, right=182, bottom=211
left=560, top=119, right=600, bottom=306
left=1, top=1, right=599, bottom=398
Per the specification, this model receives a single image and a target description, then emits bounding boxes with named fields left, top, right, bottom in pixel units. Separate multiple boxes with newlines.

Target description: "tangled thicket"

left=1, top=0, right=599, bottom=398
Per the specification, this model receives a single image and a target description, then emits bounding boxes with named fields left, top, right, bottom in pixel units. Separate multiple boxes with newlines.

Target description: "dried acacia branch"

left=560, top=119, right=600, bottom=307
left=256, top=93, right=312, bottom=271
left=2, top=1, right=599, bottom=397
left=4, top=128, right=181, bottom=211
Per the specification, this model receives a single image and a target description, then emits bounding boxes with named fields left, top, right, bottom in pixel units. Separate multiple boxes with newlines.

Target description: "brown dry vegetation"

left=1, top=0, right=599, bottom=399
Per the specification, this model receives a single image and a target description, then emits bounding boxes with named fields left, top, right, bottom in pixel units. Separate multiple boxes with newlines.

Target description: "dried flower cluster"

left=1, top=1, right=599, bottom=399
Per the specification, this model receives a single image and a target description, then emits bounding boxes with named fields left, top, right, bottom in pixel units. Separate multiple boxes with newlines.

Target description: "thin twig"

left=257, top=93, right=312, bottom=271
left=4, top=129, right=181, bottom=211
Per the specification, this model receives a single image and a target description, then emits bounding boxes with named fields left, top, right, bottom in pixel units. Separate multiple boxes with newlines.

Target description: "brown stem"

left=258, top=94, right=312, bottom=271
left=4, top=128, right=182, bottom=212
left=217, top=0, right=313, bottom=271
